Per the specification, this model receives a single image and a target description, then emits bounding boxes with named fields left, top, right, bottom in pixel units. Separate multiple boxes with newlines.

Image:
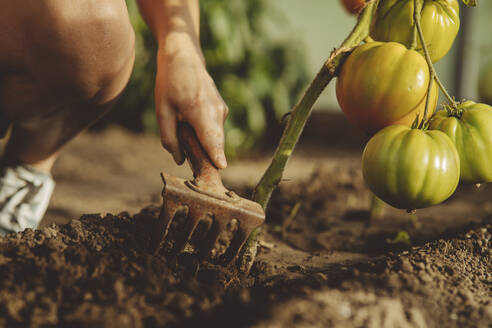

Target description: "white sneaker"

left=0, top=165, right=55, bottom=235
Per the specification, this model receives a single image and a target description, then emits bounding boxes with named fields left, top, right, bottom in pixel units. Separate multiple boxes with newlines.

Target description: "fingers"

left=154, top=52, right=229, bottom=169
left=187, top=102, right=229, bottom=169
left=156, top=88, right=229, bottom=169
left=156, top=102, right=185, bottom=165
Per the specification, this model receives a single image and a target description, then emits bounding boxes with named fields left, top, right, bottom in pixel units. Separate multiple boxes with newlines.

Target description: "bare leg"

left=0, top=0, right=135, bottom=233
left=0, top=0, right=136, bottom=172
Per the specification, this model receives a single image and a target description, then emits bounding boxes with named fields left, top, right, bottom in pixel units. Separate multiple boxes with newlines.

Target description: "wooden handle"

left=178, top=122, right=224, bottom=189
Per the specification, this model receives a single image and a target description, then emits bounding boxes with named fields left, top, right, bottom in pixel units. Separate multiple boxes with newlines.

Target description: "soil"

left=0, top=114, right=491, bottom=327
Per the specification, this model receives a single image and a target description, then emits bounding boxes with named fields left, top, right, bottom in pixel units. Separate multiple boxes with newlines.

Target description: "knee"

left=28, top=0, right=136, bottom=104
left=61, top=1, right=136, bottom=104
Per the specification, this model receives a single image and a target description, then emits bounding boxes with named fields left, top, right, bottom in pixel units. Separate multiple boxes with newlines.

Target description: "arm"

left=137, top=0, right=228, bottom=168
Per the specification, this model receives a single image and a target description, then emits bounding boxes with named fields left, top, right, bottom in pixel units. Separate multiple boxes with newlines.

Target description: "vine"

left=238, top=0, right=378, bottom=272
left=413, top=0, right=459, bottom=129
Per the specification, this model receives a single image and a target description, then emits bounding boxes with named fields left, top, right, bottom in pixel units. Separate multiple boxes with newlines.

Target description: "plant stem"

left=414, top=0, right=433, bottom=128
left=413, top=0, right=457, bottom=115
left=252, top=0, right=377, bottom=208
left=410, top=8, right=418, bottom=50
left=238, top=1, right=378, bottom=273
left=369, top=193, right=385, bottom=220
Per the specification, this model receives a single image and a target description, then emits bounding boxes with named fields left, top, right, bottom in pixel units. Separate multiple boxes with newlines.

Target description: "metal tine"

left=158, top=198, right=184, bottom=241
left=172, top=207, right=206, bottom=253
left=222, top=226, right=254, bottom=264
left=197, top=217, right=226, bottom=260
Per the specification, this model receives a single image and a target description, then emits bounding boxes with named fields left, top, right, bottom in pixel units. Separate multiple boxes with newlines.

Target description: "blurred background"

left=43, top=0, right=492, bottom=227
left=98, top=0, right=492, bottom=157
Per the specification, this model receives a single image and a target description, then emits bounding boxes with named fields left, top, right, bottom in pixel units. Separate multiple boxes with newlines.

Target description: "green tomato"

left=362, top=125, right=460, bottom=209
left=429, top=101, right=492, bottom=183
left=371, top=0, right=460, bottom=63
left=336, top=41, right=438, bottom=134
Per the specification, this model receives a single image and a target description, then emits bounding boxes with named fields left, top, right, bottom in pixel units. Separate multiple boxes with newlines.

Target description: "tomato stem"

left=413, top=0, right=457, bottom=119
left=239, top=1, right=379, bottom=272
left=369, top=193, right=386, bottom=220
left=410, top=4, right=418, bottom=51
left=252, top=0, right=377, bottom=209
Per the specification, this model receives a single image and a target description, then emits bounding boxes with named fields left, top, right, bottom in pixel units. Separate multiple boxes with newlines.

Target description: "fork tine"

left=197, top=218, right=224, bottom=260
left=158, top=198, right=182, bottom=241
left=222, top=226, right=253, bottom=264
left=172, top=208, right=204, bottom=253
left=148, top=199, right=182, bottom=252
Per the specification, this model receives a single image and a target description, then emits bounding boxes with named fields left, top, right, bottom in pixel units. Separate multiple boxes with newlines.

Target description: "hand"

left=154, top=35, right=228, bottom=169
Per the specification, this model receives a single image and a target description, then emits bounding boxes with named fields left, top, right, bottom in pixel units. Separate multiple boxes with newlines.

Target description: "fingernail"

left=217, top=153, right=227, bottom=169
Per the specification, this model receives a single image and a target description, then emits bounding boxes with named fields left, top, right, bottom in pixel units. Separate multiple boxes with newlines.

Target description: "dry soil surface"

left=0, top=125, right=490, bottom=327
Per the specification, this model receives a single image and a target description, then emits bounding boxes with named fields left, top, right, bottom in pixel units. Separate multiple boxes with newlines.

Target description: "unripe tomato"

left=371, top=0, right=460, bottom=63
left=362, top=125, right=460, bottom=209
left=336, top=41, right=438, bottom=134
left=340, top=0, right=366, bottom=15
left=429, top=101, right=492, bottom=183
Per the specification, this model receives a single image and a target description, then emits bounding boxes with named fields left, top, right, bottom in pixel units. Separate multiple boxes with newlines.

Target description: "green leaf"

left=386, top=231, right=412, bottom=246
left=461, top=0, right=477, bottom=7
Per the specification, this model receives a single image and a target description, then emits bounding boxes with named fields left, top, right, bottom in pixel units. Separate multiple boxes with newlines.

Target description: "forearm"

left=137, top=0, right=200, bottom=47
left=137, top=0, right=228, bottom=169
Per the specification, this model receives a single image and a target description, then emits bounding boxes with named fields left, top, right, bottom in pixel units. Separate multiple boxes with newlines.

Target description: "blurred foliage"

left=104, top=0, right=309, bottom=158
left=479, top=45, right=492, bottom=105
left=478, top=62, right=492, bottom=105
left=199, top=0, right=309, bottom=157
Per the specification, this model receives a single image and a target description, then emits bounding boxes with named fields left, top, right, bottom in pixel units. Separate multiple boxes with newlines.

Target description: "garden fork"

left=157, top=123, right=265, bottom=264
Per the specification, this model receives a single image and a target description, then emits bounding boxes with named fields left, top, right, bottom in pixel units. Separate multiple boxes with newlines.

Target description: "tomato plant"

left=371, top=0, right=460, bottom=63
left=340, top=0, right=366, bottom=14
left=336, top=41, right=438, bottom=134
left=429, top=101, right=492, bottom=183
left=362, top=125, right=460, bottom=209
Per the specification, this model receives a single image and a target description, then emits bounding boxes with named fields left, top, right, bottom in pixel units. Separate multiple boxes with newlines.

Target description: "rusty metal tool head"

left=157, top=123, right=265, bottom=264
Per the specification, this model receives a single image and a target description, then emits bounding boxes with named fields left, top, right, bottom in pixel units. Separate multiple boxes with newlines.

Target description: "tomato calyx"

left=443, top=104, right=463, bottom=119
left=442, top=101, right=471, bottom=120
